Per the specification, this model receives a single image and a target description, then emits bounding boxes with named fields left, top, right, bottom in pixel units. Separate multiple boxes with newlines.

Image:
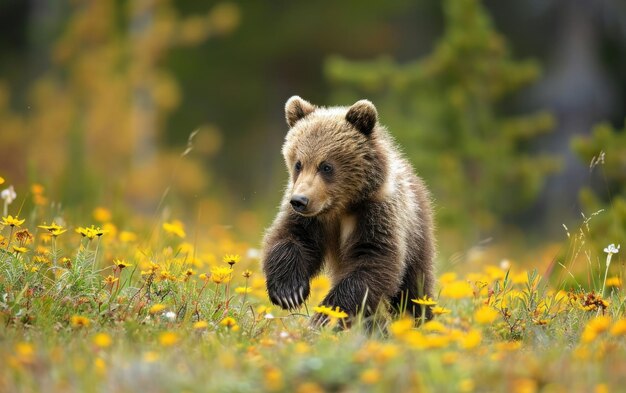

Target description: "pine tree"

left=326, top=0, right=559, bottom=246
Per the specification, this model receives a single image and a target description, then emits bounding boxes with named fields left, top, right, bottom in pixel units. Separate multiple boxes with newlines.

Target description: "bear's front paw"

left=266, top=278, right=310, bottom=311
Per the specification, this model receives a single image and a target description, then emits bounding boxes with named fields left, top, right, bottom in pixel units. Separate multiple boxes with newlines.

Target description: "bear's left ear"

left=346, top=100, right=378, bottom=136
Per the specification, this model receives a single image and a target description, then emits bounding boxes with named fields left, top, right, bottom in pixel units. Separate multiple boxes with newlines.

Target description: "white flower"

left=164, top=311, right=176, bottom=321
left=1, top=185, right=16, bottom=205
left=604, top=244, right=620, bottom=255
left=264, top=313, right=275, bottom=320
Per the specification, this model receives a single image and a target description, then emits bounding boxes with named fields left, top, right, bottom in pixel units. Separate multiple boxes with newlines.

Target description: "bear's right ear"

left=285, top=96, right=316, bottom=128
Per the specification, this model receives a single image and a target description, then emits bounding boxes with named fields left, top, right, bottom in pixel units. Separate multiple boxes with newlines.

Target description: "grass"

left=0, top=192, right=625, bottom=392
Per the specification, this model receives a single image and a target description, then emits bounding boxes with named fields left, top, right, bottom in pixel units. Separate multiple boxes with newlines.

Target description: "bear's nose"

left=290, top=195, right=309, bottom=212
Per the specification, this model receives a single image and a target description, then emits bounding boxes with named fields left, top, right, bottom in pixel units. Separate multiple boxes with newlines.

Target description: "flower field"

left=1, top=179, right=625, bottom=393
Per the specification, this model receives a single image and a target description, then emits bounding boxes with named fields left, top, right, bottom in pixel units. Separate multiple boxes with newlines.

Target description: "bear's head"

left=281, top=96, right=386, bottom=217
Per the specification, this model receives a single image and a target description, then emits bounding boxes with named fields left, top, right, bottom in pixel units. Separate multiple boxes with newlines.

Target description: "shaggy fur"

left=262, top=96, right=436, bottom=325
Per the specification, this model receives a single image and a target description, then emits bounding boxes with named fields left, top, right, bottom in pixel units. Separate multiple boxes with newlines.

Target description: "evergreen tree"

left=326, top=0, right=560, bottom=247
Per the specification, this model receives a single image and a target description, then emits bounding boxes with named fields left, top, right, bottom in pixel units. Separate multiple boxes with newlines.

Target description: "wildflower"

left=70, top=315, right=90, bottom=328
left=440, top=280, right=474, bottom=299
left=459, top=379, right=475, bottom=393
left=12, top=245, right=28, bottom=254
left=15, top=229, right=33, bottom=244
left=220, top=317, right=240, bottom=331
left=412, top=295, right=437, bottom=306
left=199, top=273, right=210, bottom=281
left=193, top=320, right=209, bottom=330
left=581, top=315, right=612, bottom=343
left=93, top=207, right=112, bottom=223
left=119, top=231, right=137, bottom=243
left=235, top=286, right=252, bottom=294
left=112, top=259, right=130, bottom=270
left=312, top=305, right=348, bottom=319
left=474, top=306, right=499, bottom=324
left=76, top=225, right=106, bottom=240
left=1, top=215, right=25, bottom=227
left=610, top=319, right=626, bottom=336
left=143, top=351, right=160, bottom=362
left=14, top=342, right=35, bottom=365
left=103, top=275, right=118, bottom=285
left=184, top=268, right=195, bottom=276
left=360, top=368, right=381, bottom=384
left=264, top=367, right=283, bottom=391
left=210, top=266, right=233, bottom=284
left=149, top=304, right=167, bottom=314
left=141, top=261, right=160, bottom=276
left=162, top=220, right=186, bottom=238
left=158, top=331, right=179, bottom=347
left=242, top=269, right=252, bottom=278
left=604, top=243, right=620, bottom=256
left=605, top=277, right=622, bottom=288
left=0, top=176, right=3, bottom=185
left=164, top=311, right=176, bottom=321
left=459, top=329, right=482, bottom=350
left=432, top=306, right=451, bottom=315
left=1, top=185, right=16, bottom=205
left=390, top=318, right=414, bottom=337
left=93, top=333, right=112, bottom=348
left=223, top=254, right=240, bottom=267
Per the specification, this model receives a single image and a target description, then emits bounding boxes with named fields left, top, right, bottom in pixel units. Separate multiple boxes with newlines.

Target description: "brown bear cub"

left=262, top=96, right=436, bottom=325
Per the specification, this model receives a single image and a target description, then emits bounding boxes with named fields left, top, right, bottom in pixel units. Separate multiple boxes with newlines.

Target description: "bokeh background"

left=1, top=0, right=625, bottom=268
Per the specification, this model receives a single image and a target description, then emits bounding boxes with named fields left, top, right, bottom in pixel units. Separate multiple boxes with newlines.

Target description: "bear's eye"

left=294, top=161, right=302, bottom=172
left=320, top=163, right=333, bottom=174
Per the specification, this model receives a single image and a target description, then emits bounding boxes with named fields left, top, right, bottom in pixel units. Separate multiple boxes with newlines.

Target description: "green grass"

left=0, top=203, right=625, bottom=393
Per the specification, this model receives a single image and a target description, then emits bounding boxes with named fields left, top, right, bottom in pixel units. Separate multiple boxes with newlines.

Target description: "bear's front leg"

left=312, top=204, right=403, bottom=327
left=263, top=213, right=324, bottom=310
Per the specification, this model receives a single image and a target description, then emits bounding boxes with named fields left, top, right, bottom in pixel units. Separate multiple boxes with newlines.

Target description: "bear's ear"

left=346, top=99, right=378, bottom=136
left=285, top=96, right=316, bottom=128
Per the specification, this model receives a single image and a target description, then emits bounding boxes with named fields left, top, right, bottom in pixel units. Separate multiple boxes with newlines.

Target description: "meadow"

left=0, top=177, right=625, bottom=393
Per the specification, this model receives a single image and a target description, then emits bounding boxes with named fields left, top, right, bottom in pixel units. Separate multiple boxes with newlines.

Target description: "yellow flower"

left=210, top=266, right=233, bottom=284
left=143, top=351, right=160, bottom=363
left=70, top=315, right=90, bottom=328
left=141, top=261, right=160, bottom=276
left=14, top=342, right=35, bottom=364
left=113, top=258, right=132, bottom=270
left=193, top=320, right=209, bottom=330
left=312, top=305, right=348, bottom=319
left=432, top=306, right=451, bottom=315
left=242, top=269, right=252, bottom=278
left=198, top=273, right=210, bottom=281
left=235, top=286, right=252, bottom=294
left=158, top=331, right=179, bottom=347
left=610, top=319, right=626, bottom=336
left=264, top=367, right=284, bottom=391
left=423, top=320, right=448, bottom=333
left=474, top=306, right=499, bottom=325
left=412, top=295, right=437, bottom=306
left=38, top=223, right=65, bottom=237
left=162, top=220, right=186, bottom=238
left=0, top=176, right=4, bottom=185
left=605, top=276, right=622, bottom=288
left=389, top=318, right=414, bottom=337
left=93, top=333, right=112, bottom=348
left=184, top=268, right=196, bottom=276
left=440, top=280, right=474, bottom=299
left=119, top=231, right=137, bottom=243
left=220, top=317, right=239, bottom=331
left=1, top=215, right=25, bottom=227
left=93, top=207, right=112, bottom=223
left=104, top=275, right=118, bottom=285
left=360, top=368, right=381, bottom=384
left=223, top=254, right=241, bottom=266
left=459, top=329, right=482, bottom=350
left=76, top=225, right=106, bottom=240
left=12, top=246, right=28, bottom=254
left=581, top=315, right=612, bottom=343
left=149, top=304, right=167, bottom=314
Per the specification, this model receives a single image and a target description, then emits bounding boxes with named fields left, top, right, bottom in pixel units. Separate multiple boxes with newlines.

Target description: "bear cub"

left=262, top=96, right=435, bottom=325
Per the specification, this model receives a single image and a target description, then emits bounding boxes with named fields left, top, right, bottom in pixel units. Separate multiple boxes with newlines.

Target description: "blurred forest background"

left=1, top=0, right=625, bottom=264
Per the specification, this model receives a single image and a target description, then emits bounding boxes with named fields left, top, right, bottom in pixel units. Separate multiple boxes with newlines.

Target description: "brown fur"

left=262, top=96, right=436, bottom=325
